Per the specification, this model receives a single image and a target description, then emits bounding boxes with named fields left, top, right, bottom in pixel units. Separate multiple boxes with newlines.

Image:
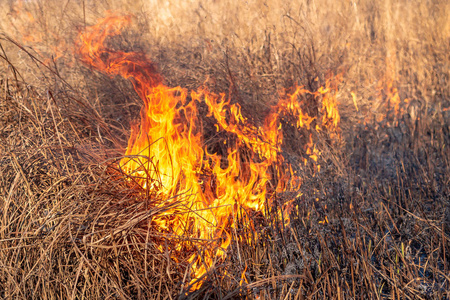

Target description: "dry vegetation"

left=0, top=0, right=449, bottom=299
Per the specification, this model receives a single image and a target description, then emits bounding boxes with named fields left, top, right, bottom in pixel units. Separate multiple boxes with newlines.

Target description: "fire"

left=77, top=14, right=340, bottom=289
left=373, top=49, right=410, bottom=126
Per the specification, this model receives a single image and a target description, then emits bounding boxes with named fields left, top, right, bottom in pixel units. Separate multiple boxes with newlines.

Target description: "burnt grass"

left=1, top=29, right=449, bottom=300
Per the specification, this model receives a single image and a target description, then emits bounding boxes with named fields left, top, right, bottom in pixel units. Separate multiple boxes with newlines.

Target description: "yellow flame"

left=77, top=14, right=341, bottom=289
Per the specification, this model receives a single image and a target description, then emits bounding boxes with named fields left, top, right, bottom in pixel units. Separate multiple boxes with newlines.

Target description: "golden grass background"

left=2, top=0, right=449, bottom=102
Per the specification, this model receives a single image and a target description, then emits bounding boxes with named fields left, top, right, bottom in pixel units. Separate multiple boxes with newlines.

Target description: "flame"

left=373, top=77, right=411, bottom=126
left=351, top=91, right=358, bottom=112
left=372, top=49, right=410, bottom=125
left=77, top=14, right=340, bottom=289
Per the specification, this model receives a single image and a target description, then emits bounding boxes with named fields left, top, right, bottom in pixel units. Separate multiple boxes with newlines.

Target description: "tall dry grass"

left=0, top=0, right=449, bottom=298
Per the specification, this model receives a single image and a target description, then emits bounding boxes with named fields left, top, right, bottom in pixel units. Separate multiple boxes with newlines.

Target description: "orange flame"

left=77, top=14, right=341, bottom=289
left=372, top=49, right=410, bottom=125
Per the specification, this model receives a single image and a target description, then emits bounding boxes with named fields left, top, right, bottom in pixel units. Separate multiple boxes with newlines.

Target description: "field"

left=0, top=0, right=449, bottom=299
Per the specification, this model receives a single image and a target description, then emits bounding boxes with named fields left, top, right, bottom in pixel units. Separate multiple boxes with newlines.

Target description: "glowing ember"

left=77, top=14, right=340, bottom=289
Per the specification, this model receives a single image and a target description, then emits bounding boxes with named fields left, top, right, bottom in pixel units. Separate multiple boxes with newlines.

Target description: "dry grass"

left=0, top=0, right=449, bottom=299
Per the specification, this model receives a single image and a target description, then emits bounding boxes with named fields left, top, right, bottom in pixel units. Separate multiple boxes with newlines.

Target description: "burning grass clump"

left=0, top=73, right=190, bottom=298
